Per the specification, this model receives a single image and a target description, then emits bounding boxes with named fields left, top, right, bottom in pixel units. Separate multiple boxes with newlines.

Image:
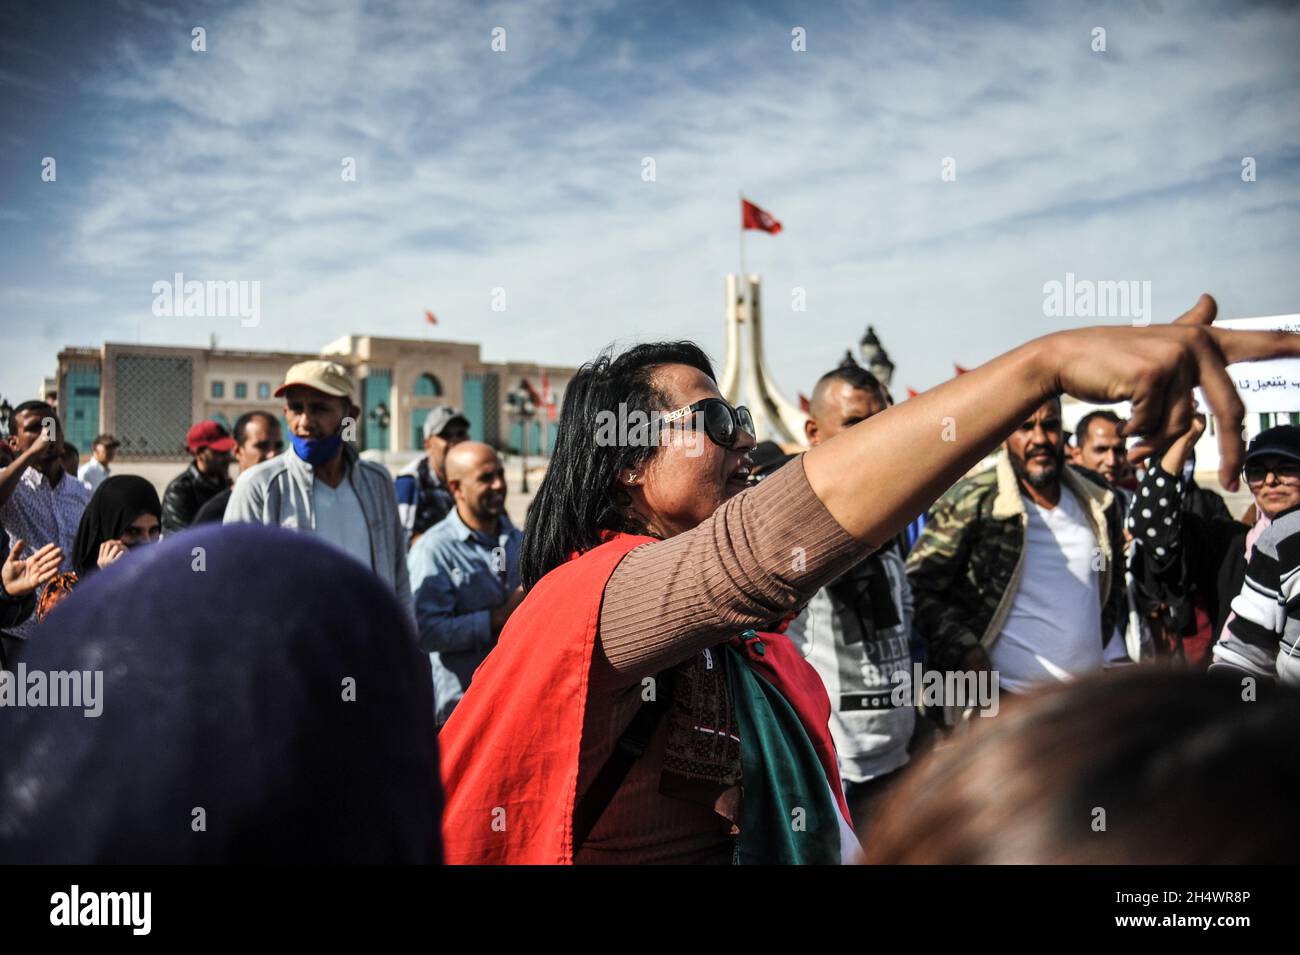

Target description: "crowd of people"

left=2, top=294, right=1299, bottom=863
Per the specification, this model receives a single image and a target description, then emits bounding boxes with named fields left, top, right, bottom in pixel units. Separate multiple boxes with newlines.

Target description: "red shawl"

left=438, top=533, right=849, bottom=864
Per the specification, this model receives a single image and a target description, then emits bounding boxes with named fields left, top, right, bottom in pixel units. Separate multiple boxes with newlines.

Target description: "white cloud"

left=4, top=0, right=1298, bottom=406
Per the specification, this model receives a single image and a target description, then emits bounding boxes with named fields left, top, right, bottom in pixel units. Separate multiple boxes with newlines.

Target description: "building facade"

left=55, top=337, right=574, bottom=461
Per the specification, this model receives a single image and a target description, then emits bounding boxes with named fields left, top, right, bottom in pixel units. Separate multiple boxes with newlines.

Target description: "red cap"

left=187, top=420, right=236, bottom=455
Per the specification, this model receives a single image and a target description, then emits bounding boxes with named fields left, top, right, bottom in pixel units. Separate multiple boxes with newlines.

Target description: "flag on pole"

left=798, top=392, right=811, bottom=413
left=954, top=363, right=970, bottom=376
left=540, top=371, right=558, bottom=421
left=907, top=387, right=920, bottom=399
left=424, top=309, right=438, bottom=325
left=741, top=198, right=782, bottom=234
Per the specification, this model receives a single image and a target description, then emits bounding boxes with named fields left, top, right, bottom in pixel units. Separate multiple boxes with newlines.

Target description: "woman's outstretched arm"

left=803, top=295, right=1295, bottom=546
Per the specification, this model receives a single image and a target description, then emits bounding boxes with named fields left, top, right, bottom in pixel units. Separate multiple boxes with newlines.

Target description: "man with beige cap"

left=224, top=359, right=412, bottom=619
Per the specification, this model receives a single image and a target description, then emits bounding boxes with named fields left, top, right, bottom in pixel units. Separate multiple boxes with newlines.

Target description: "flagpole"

left=738, top=191, right=747, bottom=282
left=738, top=190, right=749, bottom=321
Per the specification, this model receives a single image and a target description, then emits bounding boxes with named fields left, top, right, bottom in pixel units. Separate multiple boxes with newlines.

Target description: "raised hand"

left=1047, top=295, right=1300, bottom=490
left=98, top=540, right=129, bottom=570
left=1126, top=409, right=1205, bottom=469
left=2, top=539, right=64, bottom=598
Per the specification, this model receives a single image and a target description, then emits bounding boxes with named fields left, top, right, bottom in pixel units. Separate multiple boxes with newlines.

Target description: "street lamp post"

left=368, top=402, right=391, bottom=451
left=859, top=325, right=896, bottom=389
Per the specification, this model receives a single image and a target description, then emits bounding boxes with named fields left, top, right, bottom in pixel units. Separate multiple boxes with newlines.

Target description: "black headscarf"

left=71, top=474, right=162, bottom=579
left=0, top=523, right=441, bottom=863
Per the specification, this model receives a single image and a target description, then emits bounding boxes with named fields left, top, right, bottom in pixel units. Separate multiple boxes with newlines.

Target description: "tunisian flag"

left=741, top=198, right=782, bottom=234
left=541, top=370, right=558, bottom=422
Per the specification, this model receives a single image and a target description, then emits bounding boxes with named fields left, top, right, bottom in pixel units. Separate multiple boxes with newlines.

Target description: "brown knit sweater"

left=573, top=455, right=865, bottom=863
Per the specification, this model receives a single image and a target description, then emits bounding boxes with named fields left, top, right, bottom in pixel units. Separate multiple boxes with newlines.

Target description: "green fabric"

left=725, top=644, right=841, bottom=864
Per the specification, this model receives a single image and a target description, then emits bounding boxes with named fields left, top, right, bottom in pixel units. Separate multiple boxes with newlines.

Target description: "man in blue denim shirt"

left=408, top=442, right=524, bottom=725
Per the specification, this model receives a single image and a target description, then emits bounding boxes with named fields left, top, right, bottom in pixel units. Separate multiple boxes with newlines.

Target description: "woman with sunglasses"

left=1131, top=415, right=1300, bottom=669
left=439, top=294, right=1300, bottom=864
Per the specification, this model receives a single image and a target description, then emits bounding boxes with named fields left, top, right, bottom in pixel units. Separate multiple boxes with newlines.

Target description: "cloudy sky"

left=1, top=0, right=1297, bottom=406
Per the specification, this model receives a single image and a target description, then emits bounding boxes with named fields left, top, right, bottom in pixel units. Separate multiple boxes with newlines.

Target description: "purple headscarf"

left=0, top=523, right=441, bottom=863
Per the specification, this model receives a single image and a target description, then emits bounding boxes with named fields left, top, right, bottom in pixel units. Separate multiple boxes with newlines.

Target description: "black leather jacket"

left=161, top=462, right=232, bottom=534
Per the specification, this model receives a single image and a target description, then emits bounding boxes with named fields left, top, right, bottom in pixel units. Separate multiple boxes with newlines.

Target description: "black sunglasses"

left=1243, top=459, right=1300, bottom=484
left=660, top=398, right=755, bottom=449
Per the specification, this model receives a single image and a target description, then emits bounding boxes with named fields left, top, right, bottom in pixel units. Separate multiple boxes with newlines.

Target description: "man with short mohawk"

left=785, top=364, right=915, bottom=828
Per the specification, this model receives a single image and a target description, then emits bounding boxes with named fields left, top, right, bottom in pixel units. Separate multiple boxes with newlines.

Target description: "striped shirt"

left=1216, top=504, right=1300, bottom=686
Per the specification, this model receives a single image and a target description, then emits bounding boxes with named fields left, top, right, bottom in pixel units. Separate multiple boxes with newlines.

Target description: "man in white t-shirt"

left=907, top=397, right=1130, bottom=699
left=77, top=434, right=120, bottom=493
left=989, top=479, right=1107, bottom=691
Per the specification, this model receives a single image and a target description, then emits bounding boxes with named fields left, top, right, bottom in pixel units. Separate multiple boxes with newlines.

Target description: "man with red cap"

left=161, top=421, right=235, bottom=534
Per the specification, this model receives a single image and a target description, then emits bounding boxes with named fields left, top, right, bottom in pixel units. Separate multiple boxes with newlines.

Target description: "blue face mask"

left=291, top=432, right=343, bottom=467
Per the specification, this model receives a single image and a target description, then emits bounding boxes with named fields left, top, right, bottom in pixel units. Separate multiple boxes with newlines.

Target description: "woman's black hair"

left=520, top=341, right=715, bottom=589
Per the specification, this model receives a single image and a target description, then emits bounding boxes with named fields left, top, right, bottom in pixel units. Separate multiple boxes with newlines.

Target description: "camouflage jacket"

left=905, top=453, right=1126, bottom=671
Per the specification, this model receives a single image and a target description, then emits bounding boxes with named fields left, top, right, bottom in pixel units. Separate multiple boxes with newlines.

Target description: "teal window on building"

left=414, top=373, right=442, bottom=397
left=1257, top=412, right=1300, bottom=429
left=235, top=382, right=248, bottom=399
left=509, top=420, right=543, bottom=455
left=462, top=374, right=484, bottom=444
left=210, top=413, right=232, bottom=432
left=258, top=382, right=271, bottom=399
left=212, top=381, right=224, bottom=399
left=62, top=364, right=101, bottom=456
left=541, top=420, right=553, bottom=454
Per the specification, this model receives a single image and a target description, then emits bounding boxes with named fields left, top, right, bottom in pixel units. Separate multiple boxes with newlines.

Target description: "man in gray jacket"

left=224, top=360, right=413, bottom=620
left=785, top=364, right=915, bottom=827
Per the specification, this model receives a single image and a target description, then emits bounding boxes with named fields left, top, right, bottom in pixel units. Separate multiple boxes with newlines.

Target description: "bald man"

left=407, top=442, right=524, bottom=724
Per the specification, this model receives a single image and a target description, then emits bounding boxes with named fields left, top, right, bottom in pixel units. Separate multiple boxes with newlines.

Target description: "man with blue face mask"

left=224, top=360, right=413, bottom=621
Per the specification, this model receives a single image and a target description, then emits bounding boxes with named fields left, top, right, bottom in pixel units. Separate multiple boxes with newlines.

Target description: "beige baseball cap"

left=274, top=359, right=354, bottom=398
